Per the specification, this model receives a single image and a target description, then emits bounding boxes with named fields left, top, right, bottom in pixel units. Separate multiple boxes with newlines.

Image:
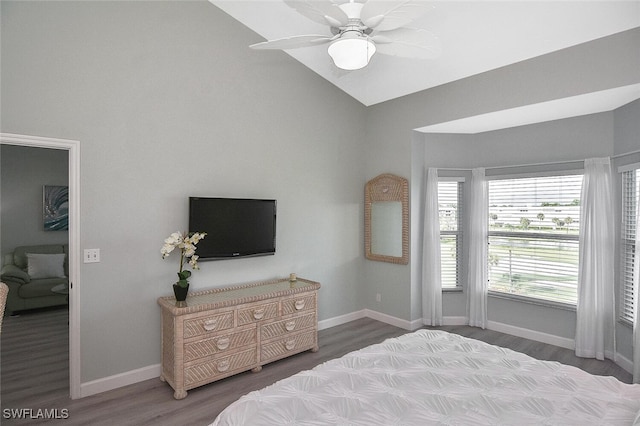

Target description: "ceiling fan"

left=249, top=0, right=441, bottom=71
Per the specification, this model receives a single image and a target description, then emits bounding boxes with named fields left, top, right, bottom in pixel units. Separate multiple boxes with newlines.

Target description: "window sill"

left=487, top=290, right=576, bottom=312
left=442, top=287, right=463, bottom=293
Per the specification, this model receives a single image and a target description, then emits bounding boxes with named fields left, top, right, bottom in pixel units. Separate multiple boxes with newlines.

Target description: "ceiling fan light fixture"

left=327, top=34, right=376, bottom=71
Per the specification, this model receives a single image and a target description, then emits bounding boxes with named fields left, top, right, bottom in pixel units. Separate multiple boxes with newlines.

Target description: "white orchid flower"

left=161, top=243, right=176, bottom=258
left=161, top=231, right=207, bottom=284
left=165, top=232, right=182, bottom=245
left=184, top=245, right=196, bottom=257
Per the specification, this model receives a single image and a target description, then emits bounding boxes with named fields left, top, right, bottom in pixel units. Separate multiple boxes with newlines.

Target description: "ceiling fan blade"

left=361, top=0, right=433, bottom=32
left=372, top=28, right=441, bottom=59
left=250, top=35, right=333, bottom=50
left=283, top=0, right=349, bottom=28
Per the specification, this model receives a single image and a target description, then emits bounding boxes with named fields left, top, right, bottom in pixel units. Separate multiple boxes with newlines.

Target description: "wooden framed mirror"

left=365, top=173, right=409, bottom=264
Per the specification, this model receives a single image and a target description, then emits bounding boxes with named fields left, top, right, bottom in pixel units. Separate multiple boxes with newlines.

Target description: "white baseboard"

left=364, top=309, right=416, bottom=330
left=365, top=312, right=576, bottom=352
left=80, top=364, right=161, bottom=398
left=408, top=318, right=424, bottom=330
left=318, top=310, right=366, bottom=330
left=79, top=310, right=633, bottom=398
left=615, top=352, right=633, bottom=374
left=486, top=320, right=575, bottom=350
left=80, top=311, right=373, bottom=398
left=443, top=316, right=468, bottom=326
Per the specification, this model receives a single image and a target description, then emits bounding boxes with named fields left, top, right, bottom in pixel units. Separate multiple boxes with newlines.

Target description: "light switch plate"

left=84, top=249, right=100, bottom=263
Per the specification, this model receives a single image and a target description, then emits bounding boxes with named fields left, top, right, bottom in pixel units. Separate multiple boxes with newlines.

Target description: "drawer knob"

left=216, top=337, right=230, bottom=350
left=285, top=340, right=296, bottom=351
left=203, top=319, right=218, bottom=331
left=285, top=321, right=296, bottom=331
left=253, top=309, right=265, bottom=320
left=217, top=359, right=230, bottom=372
left=294, top=300, right=305, bottom=310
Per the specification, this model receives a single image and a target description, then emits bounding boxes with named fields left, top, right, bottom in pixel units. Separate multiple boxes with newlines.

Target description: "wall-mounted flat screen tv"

left=189, top=197, right=276, bottom=260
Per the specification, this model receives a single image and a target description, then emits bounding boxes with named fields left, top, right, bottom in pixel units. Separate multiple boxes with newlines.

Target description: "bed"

left=211, top=329, right=640, bottom=425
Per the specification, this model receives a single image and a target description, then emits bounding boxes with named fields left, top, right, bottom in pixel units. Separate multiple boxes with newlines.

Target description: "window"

left=487, top=174, right=582, bottom=305
left=620, top=168, right=640, bottom=324
left=438, top=180, right=463, bottom=289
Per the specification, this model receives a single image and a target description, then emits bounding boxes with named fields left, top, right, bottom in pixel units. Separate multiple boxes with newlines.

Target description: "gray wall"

left=418, top=112, right=614, bottom=342
left=365, top=27, right=639, bottom=324
left=614, top=99, right=640, bottom=156
left=1, top=145, right=69, bottom=260
left=612, top=99, right=640, bottom=361
left=2, top=0, right=639, bottom=387
left=366, top=30, right=638, bottom=363
left=1, top=1, right=367, bottom=382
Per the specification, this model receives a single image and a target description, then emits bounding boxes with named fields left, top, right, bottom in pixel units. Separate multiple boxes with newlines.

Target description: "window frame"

left=619, top=165, right=640, bottom=325
left=438, top=177, right=464, bottom=291
left=486, top=172, right=583, bottom=307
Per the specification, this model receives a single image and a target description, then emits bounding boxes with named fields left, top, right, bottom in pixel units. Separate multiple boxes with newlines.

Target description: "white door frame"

left=0, top=132, right=81, bottom=399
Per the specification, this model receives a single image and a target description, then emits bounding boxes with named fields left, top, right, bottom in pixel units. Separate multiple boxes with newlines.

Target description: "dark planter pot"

left=173, top=283, right=189, bottom=301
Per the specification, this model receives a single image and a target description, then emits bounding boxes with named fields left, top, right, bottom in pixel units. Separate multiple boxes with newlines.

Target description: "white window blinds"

left=487, top=174, right=582, bottom=305
left=621, top=168, right=640, bottom=323
left=438, top=181, right=463, bottom=289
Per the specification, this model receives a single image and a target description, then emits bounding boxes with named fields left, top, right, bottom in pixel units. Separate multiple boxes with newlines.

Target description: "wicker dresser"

left=157, top=277, right=320, bottom=399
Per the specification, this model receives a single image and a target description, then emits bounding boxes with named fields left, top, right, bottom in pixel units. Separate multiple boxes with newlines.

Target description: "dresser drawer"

left=158, top=277, right=320, bottom=399
left=282, top=293, right=316, bottom=315
left=261, top=313, right=316, bottom=340
left=183, top=311, right=234, bottom=339
left=184, top=328, right=256, bottom=363
left=237, top=302, right=278, bottom=326
left=261, top=330, right=317, bottom=363
left=185, top=347, right=256, bottom=387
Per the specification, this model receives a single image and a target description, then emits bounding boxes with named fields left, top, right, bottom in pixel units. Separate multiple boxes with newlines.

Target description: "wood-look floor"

left=0, top=307, right=632, bottom=425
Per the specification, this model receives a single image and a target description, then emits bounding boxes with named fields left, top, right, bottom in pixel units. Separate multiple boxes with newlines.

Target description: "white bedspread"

left=211, top=329, right=640, bottom=425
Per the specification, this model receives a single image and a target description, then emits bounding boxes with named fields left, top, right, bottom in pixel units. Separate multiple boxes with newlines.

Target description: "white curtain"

left=575, top=157, right=615, bottom=360
left=422, top=168, right=442, bottom=326
left=633, top=175, right=640, bottom=382
left=467, top=168, right=488, bottom=329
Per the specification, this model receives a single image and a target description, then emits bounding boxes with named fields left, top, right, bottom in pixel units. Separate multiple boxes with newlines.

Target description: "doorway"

left=0, top=133, right=80, bottom=399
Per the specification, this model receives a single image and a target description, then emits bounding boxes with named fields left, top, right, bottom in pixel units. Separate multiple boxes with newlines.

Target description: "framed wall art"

left=43, top=185, right=69, bottom=231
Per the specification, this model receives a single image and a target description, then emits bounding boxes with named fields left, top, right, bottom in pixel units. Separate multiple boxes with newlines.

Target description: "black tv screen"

left=189, top=197, right=276, bottom=260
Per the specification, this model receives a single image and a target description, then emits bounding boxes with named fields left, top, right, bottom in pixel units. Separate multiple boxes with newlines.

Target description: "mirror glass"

left=365, top=174, right=409, bottom=264
left=370, top=202, right=402, bottom=257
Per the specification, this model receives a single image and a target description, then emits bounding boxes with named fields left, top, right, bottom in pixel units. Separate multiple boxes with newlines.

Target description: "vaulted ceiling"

left=210, top=1, right=640, bottom=107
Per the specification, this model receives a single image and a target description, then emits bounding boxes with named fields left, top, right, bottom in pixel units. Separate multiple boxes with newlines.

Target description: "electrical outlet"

left=84, top=249, right=100, bottom=263
left=376, top=293, right=381, bottom=303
